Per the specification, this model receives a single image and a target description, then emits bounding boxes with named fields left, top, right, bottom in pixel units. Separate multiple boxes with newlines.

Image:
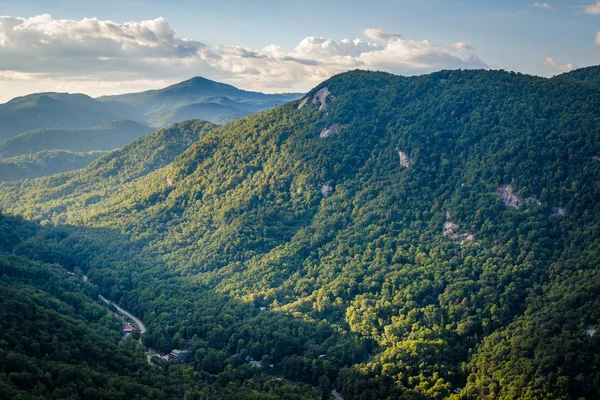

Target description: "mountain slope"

left=99, top=76, right=301, bottom=123
left=2, top=69, right=600, bottom=399
left=0, top=150, right=107, bottom=182
left=0, top=120, right=152, bottom=158
left=0, top=93, right=141, bottom=141
left=554, top=65, right=600, bottom=85
left=147, top=102, right=244, bottom=127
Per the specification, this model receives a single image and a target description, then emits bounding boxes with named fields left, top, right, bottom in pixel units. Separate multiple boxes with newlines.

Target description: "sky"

left=0, top=0, right=599, bottom=102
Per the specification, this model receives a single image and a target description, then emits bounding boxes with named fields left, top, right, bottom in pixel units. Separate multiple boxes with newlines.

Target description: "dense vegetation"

left=2, top=67, right=600, bottom=399
left=0, top=93, right=138, bottom=141
left=0, top=120, right=151, bottom=159
left=0, top=215, right=317, bottom=399
left=0, top=150, right=107, bottom=182
left=555, top=65, right=600, bottom=86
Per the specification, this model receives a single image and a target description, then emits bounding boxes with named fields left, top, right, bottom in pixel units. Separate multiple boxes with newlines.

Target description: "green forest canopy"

left=1, top=68, right=600, bottom=399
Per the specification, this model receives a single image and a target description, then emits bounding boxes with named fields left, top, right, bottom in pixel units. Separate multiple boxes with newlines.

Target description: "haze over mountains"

left=98, top=76, right=302, bottom=127
left=0, top=77, right=301, bottom=181
left=1, top=67, right=600, bottom=399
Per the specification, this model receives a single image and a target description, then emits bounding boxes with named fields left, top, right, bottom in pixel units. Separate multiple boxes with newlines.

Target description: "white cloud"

left=581, top=1, right=600, bottom=14
left=0, top=14, right=488, bottom=101
left=545, top=57, right=576, bottom=72
left=531, top=2, right=554, bottom=9
left=452, top=42, right=475, bottom=51
left=363, top=28, right=403, bottom=41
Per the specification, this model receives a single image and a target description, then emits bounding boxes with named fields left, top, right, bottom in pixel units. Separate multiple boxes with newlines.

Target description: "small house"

left=169, top=349, right=191, bottom=362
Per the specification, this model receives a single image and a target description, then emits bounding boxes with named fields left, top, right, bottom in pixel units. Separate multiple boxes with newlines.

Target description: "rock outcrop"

left=496, top=184, right=521, bottom=208
left=551, top=207, right=566, bottom=216
left=320, top=123, right=345, bottom=138
left=298, top=87, right=335, bottom=111
left=395, top=148, right=411, bottom=168
left=320, top=184, right=333, bottom=197
left=443, top=212, right=474, bottom=244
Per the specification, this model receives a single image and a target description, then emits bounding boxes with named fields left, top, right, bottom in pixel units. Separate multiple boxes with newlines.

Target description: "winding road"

left=99, top=295, right=146, bottom=334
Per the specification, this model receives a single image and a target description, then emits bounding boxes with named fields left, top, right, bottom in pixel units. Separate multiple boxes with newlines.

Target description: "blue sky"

left=0, top=0, right=599, bottom=100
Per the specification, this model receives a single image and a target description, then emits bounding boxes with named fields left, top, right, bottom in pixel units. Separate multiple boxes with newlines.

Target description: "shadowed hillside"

left=2, top=69, right=600, bottom=399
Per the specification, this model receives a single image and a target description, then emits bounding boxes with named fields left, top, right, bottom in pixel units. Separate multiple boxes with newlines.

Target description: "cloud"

left=531, top=2, right=554, bottom=9
left=545, top=57, right=576, bottom=72
left=581, top=1, right=600, bottom=14
left=0, top=14, right=488, bottom=101
left=363, top=28, right=403, bottom=41
left=452, top=42, right=475, bottom=51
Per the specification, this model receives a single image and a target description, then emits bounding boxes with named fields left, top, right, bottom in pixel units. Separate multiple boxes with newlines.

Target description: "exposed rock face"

left=320, top=123, right=345, bottom=138
left=587, top=325, right=597, bottom=337
left=496, top=184, right=521, bottom=208
left=166, top=174, right=173, bottom=186
left=525, top=196, right=542, bottom=206
left=313, top=87, right=334, bottom=111
left=442, top=212, right=474, bottom=244
left=443, top=220, right=459, bottom=237
left=298, top=87, right=335, bottom=111
left=551, top=207, right=566, bottom=216
left=397, top=149, right=410, bottom=168
left=320, top=183, right=333, bottom=197
left=297, top=97, right=309, bottom=110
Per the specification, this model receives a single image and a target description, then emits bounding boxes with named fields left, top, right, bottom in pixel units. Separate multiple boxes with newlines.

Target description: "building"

left=169, top=349, right=191, bottom=362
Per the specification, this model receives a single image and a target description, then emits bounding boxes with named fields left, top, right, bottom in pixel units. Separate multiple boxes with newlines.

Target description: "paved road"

left=99, top=295, right=147, bottom=334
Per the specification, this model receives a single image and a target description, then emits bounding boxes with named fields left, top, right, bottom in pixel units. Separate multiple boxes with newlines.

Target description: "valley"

left=1, top=67, right=599, bottom=399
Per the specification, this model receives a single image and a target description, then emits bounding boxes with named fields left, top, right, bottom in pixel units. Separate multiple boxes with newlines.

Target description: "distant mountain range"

left=0, top=120, right=152, bottom=159
left=0, top=77, right=302, bottom=180
left=98, top=76, right=302, bottom=127
left=0, top=92, right=136, bottom=142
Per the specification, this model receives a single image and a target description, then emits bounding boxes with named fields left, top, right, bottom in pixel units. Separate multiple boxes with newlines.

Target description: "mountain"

left=0, top=93, right=142, bottom=142
left=0, top=150, right=107, bottom=182
left=0, top=120, right=152, bottom=159
left=99, top=76, right=302, bottom=126
left=0, top=77, right=299, bottom=147
left=147, top=102, right=244, bottom=128
left=554, top=65, right=600, bottom=85
left=1, top=68, right=600, bottom=399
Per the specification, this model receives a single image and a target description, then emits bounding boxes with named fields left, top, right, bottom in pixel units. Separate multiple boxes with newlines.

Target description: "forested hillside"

left=555, top=65, right=600, bottom=86
left=0, top=93, right=139, bottom=141
left=0, top=120, right=152, bottom=159
left=0, top=150, right=107, bottom=182
left=2, top=68, right=600, bottom=399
